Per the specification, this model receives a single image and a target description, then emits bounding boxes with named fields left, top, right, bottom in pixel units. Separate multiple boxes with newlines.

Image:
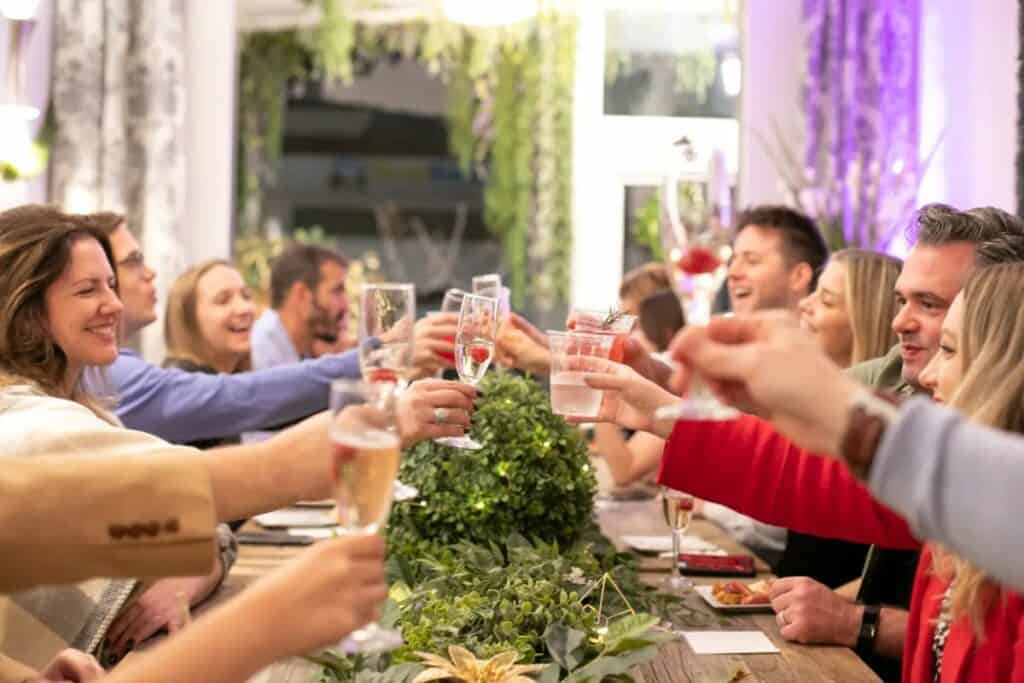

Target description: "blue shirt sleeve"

left=108, top=350, right=361, bottom=443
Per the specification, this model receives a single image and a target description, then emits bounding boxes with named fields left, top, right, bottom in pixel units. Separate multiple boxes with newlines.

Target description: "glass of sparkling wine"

left=436, top=293, right=498, bottom=450
left=655, top=137, right=737, bottom=423
left=435, top=288, right=466, bottom=366
left=661, top=487, right=695, bottom=591
left=358, top=283, right=417, bottom=501
left=329, top=379, right=405, bottom=652
left=548, top=331, right=614, bottom=419
left=358, top=283, right=416, bottom=386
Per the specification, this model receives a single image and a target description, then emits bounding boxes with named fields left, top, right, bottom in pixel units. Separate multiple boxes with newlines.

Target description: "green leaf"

left=603, top=614, right=660, bottom=652
left=542, top=623, right=587, bottom=671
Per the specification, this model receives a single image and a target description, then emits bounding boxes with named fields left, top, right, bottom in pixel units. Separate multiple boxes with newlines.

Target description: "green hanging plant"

left=236, top=3, right=578, bottom=310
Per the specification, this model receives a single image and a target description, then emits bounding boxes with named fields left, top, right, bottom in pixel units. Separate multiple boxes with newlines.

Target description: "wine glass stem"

left=672, top=528, right=682, bottom=576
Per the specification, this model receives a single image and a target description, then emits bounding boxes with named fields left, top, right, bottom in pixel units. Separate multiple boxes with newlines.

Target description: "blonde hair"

left=0, top=205, right=118, bottom=418
left=164, top=260, right=251, bottom=373
left=831, top=249, right=903, bottom=364
left=933, top=263, right=1024, bottom=635
left=619, top=263, right=671, bottom=306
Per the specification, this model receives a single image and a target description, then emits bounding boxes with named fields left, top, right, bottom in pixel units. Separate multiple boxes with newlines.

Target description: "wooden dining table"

left=188, top=486, right=880, bottom=683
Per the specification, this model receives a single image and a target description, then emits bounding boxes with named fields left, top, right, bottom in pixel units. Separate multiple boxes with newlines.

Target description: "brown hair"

left=0, top=204, right=118, bottom=411
left=270, top=243, right=348, bottom=310
left=637, top=289, right=685, bottom=352
left=932, top=263, right=1024, bottom=635
left=831, top=249, right=903, bottom=364
left=619, top=263, right=671, bottom=309
left=77, top=211, right=125, bottom=237
left=164, top=259, right=251, bottom=373
left=735, top=205, right=830, bottom=289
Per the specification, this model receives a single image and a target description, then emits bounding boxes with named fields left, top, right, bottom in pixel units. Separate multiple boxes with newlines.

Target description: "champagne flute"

left=358, top=283, right=416, bottom=386
left=358, top=283, right=418, bottom=501
left=436, top=293, right=498, bottom=450
left=656, top=137, right=737, bottom=422
left=471, top=273, right=502, bottom=299
left=435, top=288, right=466, bottom=366
left=661, top=486, right=695, bottom=591
left=329, top=380, right=405, bottom=652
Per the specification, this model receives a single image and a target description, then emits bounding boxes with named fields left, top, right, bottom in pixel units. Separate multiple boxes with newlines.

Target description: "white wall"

left=183, top=0, right=236, bottom=264
left=737, top=0, right=803, bottom=207
left=918, top=0, right=1019, bottom=211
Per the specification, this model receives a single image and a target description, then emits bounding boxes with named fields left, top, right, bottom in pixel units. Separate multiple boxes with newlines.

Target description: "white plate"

left=695, top=585, right=774, bottom=613
left=254, top=508, right=337, bottom=528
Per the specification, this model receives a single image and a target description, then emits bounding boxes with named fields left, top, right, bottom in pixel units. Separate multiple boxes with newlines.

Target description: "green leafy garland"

left=313, top=373, right=726, bottom=682
left=237, top=3, right=576, bottom=309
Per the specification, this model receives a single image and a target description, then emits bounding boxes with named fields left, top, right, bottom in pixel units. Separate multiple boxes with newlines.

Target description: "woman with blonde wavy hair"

left=164, top=259, right=254, bottom=377
left=914, top=262, right=1024, bottom=667
left=798, top=248, right=903, bottom=367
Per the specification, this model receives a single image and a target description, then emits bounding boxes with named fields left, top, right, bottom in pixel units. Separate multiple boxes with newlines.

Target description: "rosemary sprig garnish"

left=602, top=308, right=626, bottom=330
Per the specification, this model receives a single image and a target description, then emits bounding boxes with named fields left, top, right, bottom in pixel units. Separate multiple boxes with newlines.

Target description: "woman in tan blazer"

left=0, top=205, right=477, bottom=676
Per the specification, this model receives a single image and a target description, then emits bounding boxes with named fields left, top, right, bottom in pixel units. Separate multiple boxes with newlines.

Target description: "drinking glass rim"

left=362, top=282, right=415, bottom=292
left=546, top=329, right=616, bottom=344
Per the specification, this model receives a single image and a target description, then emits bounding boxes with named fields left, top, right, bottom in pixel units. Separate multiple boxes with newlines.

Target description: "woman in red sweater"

left=581, top=264, right=1024, bottom=683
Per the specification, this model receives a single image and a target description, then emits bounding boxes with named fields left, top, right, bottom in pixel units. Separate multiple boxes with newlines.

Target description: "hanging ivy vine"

left=236, top=2, right=577, bottom=308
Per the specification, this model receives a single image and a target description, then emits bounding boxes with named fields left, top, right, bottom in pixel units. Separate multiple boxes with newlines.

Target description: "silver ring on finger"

left=433, top=407, right=450, bottom=424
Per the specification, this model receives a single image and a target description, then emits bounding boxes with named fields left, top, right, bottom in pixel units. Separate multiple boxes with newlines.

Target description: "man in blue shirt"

left=89, top=213, right=363, bottom=444
left=251, top=243, right=351, bottom=370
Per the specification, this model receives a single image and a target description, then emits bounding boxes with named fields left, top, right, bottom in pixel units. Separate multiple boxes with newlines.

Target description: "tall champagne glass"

left=661, top=486, right=695, bottom=591
left=656, top=137, right=737, bottom=421
left=358, top=283, right=418, bottom=500
left=330, top=380, right=404, bottom=652
left=436, top=293, right=498, bottom=450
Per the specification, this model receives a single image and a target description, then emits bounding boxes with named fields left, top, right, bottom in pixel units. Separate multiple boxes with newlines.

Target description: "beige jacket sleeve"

left=0, top=454, right=217, bottom=594
left=0, top=652, right=37, bottom=683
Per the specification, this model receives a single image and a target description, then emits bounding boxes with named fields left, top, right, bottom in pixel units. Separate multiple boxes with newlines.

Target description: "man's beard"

left=308, top=302, right=343, bottom=343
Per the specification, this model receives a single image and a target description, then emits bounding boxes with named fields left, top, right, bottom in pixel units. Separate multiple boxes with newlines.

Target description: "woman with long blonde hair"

left=798, top=248, right=903, bottom=367
left=164, top=259, right=254, bottom=376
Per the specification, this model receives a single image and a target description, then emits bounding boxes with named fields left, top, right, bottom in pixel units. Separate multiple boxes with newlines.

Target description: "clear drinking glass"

left=471, top=273, right=502, bottom=299
left=660, top=486, right=695, bottom=592
left=329, top=380, right=405, bottom=652
left=548, top=331, right=614, bottom=420
left=358, top=283, right=416, bottom=386
left=656, top=137, right=737, bottom=422
left=567, top=308, right=637, bottom=363
left=435, top=293, right=498, bottom=450
left=358, top=283, right=418, bottom=501
left=435, top=288, right=466, bottom=367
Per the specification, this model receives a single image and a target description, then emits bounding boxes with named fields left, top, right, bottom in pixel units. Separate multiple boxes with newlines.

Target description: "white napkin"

left=620, top=534, right=726, bottom=556
left=287, top=526, right=340, bottom=539
left=681, top=630, right=779, bottom=655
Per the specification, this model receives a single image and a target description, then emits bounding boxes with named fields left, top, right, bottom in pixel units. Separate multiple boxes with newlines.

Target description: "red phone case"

left=678, top=553, right=756, bottom=576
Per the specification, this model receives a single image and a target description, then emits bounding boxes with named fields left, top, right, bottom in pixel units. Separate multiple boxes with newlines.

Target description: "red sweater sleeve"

left=657, top=415, right=920, bottom=550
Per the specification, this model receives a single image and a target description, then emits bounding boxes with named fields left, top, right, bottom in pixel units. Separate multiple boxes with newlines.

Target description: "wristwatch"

left=839, top=389, right=902, bottom=480
left=855, top=603, right=881, bottom=654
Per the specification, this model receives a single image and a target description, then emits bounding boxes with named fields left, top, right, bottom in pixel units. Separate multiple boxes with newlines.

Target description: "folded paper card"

left=621, top=534, right=726, bottom=556
left=681, top=630, right=780, bottom=655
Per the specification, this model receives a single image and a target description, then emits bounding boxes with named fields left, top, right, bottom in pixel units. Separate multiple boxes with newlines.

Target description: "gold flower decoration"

left=412, top=646, right=546, bottom=683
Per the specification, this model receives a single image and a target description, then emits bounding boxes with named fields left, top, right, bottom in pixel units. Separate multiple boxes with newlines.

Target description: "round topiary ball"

left=389, top=371, right=597, bottom=548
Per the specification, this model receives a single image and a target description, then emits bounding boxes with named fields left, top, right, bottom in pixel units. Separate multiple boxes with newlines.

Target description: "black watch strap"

left=855, top=603, right=881, bottom=654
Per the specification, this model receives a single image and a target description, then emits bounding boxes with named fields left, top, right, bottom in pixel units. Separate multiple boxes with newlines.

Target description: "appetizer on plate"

left=711, top=579, right=773, bottom=605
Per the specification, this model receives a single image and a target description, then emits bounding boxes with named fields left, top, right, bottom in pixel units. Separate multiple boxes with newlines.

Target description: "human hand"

left=621, top=337, right=676, bottom=391
left=396, top=379, right=477, bottom=447
left=563, top=358, right=680, bottom=438
left=243, top=535, right=388, bottom=657
left=670, top=313, right=857, bottom=453
left=410, top=313, right=458, bottom=378
left=29, top=649, right=103, bottom=682
left=495, top=313, right=550, bottom=374
left=770, top=577, right=862, bottom=646
left=106, top=568, right=221, bottom=658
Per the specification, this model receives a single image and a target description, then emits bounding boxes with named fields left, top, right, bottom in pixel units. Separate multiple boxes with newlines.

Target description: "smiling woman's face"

left=798, top=260, right=854, bottom=368
left=919, top=292, right=966, bottom=405
left=43, top=236, right=123, bottom=377
left=194, top=264, right=254, bottom=371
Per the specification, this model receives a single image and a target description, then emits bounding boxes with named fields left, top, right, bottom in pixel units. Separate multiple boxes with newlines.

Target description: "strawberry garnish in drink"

left=366, top=368, right=399, bottom=384
left=470, top=345, right=491, bottom=364
left=677, top=247, right=721, bottom=275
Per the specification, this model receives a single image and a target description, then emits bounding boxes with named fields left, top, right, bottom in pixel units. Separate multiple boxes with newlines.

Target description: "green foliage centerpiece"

left=389, top=371, right=596, bottom=551
left=315, top=372, right=688, bottom=683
